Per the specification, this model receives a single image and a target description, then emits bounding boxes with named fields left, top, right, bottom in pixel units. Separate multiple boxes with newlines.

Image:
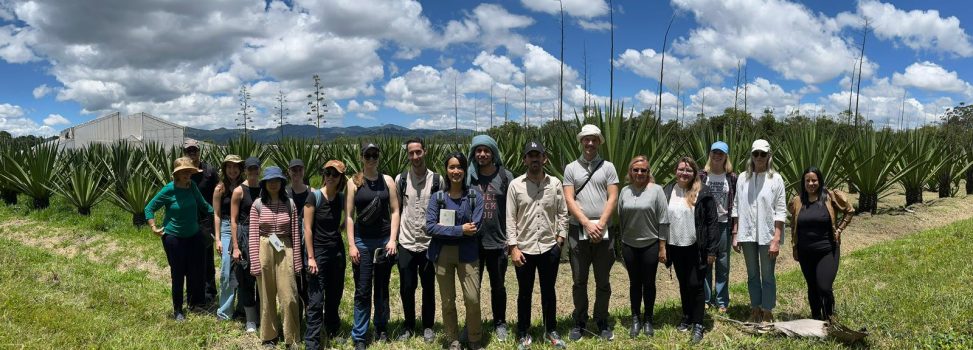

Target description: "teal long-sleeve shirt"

left=144, top=181, right=214, bottom=237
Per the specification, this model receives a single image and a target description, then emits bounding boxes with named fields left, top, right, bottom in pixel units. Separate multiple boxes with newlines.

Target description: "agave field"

left=1, top=105, right=971, bottom=226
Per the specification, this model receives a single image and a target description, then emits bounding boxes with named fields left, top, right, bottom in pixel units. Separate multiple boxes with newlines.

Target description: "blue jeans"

left=704, top=222, right=731, bottom=308
left=351, top=237, right=394, bottom=342
left=216, top=220, right=238, bottom=319
left=741, top=242, right=776, bottom=310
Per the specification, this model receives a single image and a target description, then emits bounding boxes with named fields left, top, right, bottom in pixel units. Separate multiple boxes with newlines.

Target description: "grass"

left=1, top=194, right=972, bottom=349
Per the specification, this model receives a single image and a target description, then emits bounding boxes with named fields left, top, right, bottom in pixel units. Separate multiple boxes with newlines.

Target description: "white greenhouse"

left=56, top=112, right=186, bottom=149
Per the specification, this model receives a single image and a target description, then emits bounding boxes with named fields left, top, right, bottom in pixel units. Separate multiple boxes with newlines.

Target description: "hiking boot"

left=643, top=321, right=655, bottom=337
left=599, top=327, right=614, bottom=341
left=546, top=331, right=566, bottom=349
left=517, top=334, right=532, bottom=350
left=173, top=310, right=186, bottom=322
left=377, top=331, right=389, bottom=343
left=629, top=316, right=641, bottom=338
left=569, top=325, right=583, bottom=341
left=690, top=323, right=705, bottom=343
left=448, top=340, right=462, bottom=350
left=495, top=322, right=509, bottom=342
left=261, top=341, right=276, bottom=349
left=423, top=328, right=435, bottom=343
left=762, top=309, right=775, bottom=323
left=747, top=308, right=761, bottom=323
left=397, top=330, right=412, bottom=341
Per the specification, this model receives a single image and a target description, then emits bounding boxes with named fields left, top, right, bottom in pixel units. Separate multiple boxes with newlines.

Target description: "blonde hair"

left=626, top=155, right=654, bottom=184
left=676, top=156, right=702, bottom=208
left=703, top=151, right=734, bottom=174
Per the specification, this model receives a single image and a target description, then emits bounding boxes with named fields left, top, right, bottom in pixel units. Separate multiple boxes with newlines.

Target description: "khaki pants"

left=435, top=245, right=482, bottom=343
left=256, top=235, right=300, bottom=344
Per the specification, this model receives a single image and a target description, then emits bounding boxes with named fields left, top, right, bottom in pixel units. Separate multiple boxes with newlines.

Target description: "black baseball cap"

left=288, top=159, right=305, bottom=169
left=361, top=142, right=380, bottom=155
left=523, top=140, right=545, bottom=156
left=244, top=157, right=261, bottom=168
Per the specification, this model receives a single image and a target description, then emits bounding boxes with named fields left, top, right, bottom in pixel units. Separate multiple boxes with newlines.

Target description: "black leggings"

left=621, top=242, right=659, bottom=322
left=161, top=232, right=205, bottom=312
left=669, top=244, right=705, bottom=325
left=798, top=246, right=840, bottom=320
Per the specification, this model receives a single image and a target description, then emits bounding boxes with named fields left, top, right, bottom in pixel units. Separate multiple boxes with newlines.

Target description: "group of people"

left=144, top=125, right=855, bottom=350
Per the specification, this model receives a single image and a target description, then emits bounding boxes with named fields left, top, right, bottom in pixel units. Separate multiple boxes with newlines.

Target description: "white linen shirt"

left=731, top=171, right=787, bottom=245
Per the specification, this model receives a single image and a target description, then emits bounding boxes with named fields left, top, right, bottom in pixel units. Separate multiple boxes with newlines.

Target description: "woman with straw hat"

left=248, top=166, right=303, bottom=348
left=212, top=154, right=245, bottom=321
left=145, top=157, right=215, bottom=322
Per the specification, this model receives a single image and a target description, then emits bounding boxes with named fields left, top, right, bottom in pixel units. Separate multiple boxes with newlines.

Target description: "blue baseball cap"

left=710, top=141, right=729, bottom=154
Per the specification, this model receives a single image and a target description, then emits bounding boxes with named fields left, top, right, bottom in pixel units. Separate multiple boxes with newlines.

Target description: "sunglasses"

left=752, top=151, right=769, bottom=158
left=184, top=148, right=199, bottom=155
left=364, top=153, right=380, bottom=160
left=631, top=168, right=649, bottom=174
left=323, top=169, right=340, bottom=177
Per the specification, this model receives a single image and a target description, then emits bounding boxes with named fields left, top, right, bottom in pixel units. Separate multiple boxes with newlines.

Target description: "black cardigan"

left=663, top=183, right=720, bottom=269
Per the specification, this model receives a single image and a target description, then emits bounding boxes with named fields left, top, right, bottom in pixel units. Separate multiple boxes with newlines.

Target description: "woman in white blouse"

left=731, top=139, right=787, bottom=324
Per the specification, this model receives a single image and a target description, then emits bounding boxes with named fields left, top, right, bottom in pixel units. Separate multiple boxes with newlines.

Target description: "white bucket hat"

left=576, top=124, right=604, bottom=143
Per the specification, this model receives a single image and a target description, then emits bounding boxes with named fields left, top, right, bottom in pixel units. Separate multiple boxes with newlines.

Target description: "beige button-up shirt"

left=396, top=169, right=438, bottom=252
left=506, top=173, right=569, bottom=254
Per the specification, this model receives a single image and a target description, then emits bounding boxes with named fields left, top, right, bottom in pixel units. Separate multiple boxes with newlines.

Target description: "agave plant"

left=841, top=129, right=920, bottom=214
left=490, top=121, right=540, bottom=176
left=895, top=129, right=947, bottom=206
left=108, top=172, right=158, bottom=227
left=52, top=160, right=109, bottom=215
left=935, top=154, right=973, bottom=198
left=143, top=141, right=181, bottom=187
left=226, top=134, right=265, bottom=160
left=0, top=141, right=60, bottom=208
left=774, top=125, right=848, bottom=198
left=0, top=139, right=21, bottom=205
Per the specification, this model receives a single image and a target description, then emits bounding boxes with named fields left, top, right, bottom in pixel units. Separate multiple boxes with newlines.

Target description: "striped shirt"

left=248, top=198, right=302, bottom=273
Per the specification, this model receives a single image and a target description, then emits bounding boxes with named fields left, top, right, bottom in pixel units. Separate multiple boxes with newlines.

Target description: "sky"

left=0, top=0, right=971, bottom=137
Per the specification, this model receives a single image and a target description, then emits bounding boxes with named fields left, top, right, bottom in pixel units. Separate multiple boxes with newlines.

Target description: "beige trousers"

left=256, top=235, right=300, bottom=344
left=435, top=245, right=482, bottom=343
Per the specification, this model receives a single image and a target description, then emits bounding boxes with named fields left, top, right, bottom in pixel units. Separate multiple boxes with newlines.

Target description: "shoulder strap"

left=312, top=188, right=322, bottom=208
left=397, top=171, right=408, bottom=204
left=575, top=160, right=605, bottom=196
left=436, top=191, right=446, bottom=210
left=432, top=174, right=441, bottom=193
left=254, top=198, right=262, bottom=215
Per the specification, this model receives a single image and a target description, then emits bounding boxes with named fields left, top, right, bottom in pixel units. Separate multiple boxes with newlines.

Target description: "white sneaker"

left=245, top=321, right=257, bottom=333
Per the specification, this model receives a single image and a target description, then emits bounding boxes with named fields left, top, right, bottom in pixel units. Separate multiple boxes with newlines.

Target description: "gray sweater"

left=617, top=183, right=670, bottom=248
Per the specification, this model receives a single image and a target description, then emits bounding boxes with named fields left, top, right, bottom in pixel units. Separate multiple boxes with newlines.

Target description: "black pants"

left=798, top=246, right=840, bottom=320
left=568, top=225, right=615, bottom=328
left=515, top=245, right=561, bottom=336
left=162, top=232, right=205, bottom=313
left=479, top=247, right=509, bottom=326
left=235, top=224, right=258, bottom=308
left=669, top=244, right=705, bottom=325
left=622, top=242, right=659, bottom=323
left=305, top=246, right=347, bottom=350
left=397, top=246, right=435, bottom=331
left=200, top=216, right=217, bottom=302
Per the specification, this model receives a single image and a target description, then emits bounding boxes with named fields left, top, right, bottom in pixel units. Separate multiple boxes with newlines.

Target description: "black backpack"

left=398, top=170, right=441, bottom=205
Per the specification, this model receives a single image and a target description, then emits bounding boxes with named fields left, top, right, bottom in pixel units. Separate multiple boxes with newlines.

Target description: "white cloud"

left=472, top=51, right=524, bottom=85
left=615, top=48, right=700, bottom=89
left=577, top=19, right=611, bottom=32
left=32, top=84, right=51, bottom=99
left=670, top=0, right=867, bottom=84
left=685, top=78, right=803, bottom=120
left=346, top=100, right=379, bottom=113
left=851, top=0, right=973, bottom=57
left=0, top=25, right=38, bottom=63
left=523, top=43, right=579, bottom=89
left=892, top=61, right=969, bottom=93
left=471, top=4, right=534, bottom=55
left=42, top=113, right=69, bottom=126
left=0, top=103, right=56, bottom=136
left=520, top=0, right=609, bottom=19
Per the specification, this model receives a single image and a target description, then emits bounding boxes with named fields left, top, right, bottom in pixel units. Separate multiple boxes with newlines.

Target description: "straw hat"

left=172, top=157, right=202, bottom=177
left=221, top=154, right=244, bottom=168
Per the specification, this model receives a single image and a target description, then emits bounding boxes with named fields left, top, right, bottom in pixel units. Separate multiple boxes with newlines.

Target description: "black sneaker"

left=568, top=325, right=583, bottom=341
left=422, top=328, right=435, bottom=343
left=448, top=340, right=462, bottom=350
left=691, top=323, right=705, bottom=343
left=353, top=341, right=366, bottom=350
left=495, top=322, right=509, bottom=342
left=676, top=320, right=691, bottom=332
left=599, top=328, right=614, bottom=341
left=643, top=321, right=655, bottom=337
left=629, top=316, right=641, bottom=338
left=546, top=331, right=566, bottom=349
left=397, top=330, right=412, bottom=341
left=261, top=340, right=276, bottom=349
left=173, top=311, right=186, bottom=322
left=517, top=334, right=533, bottom=350
left=377, top=331, right=389, bottom=343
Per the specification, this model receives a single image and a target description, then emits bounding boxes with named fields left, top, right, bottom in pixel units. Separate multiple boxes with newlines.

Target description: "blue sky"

left=1, top=0, right=971, bottom=136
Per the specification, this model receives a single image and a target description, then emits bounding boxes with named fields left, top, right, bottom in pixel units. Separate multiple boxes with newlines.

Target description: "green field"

left=1, top=195, right=972, bottom=349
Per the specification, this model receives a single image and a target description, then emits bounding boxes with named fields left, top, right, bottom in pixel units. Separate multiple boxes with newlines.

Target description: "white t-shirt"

left=705, top=173, right=730, bottom=223
left=666, top=186, right=696, bottom=247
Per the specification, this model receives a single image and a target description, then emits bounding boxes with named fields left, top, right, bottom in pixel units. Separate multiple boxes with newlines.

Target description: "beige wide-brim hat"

left=221, top=154, right=245, bottom=169
left=576, top=124, right=604, bottom=143
left=172, top=157, right=202, bottom=177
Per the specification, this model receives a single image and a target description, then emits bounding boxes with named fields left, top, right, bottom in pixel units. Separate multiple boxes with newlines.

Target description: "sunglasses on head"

left=364, top=153, right=379, bottom=160
left=631, top=168, right=649, bottom=174
left=752, top=151, right=769, bottom=158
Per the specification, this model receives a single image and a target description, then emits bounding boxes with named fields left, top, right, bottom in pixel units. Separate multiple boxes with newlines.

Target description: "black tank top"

left=354, top=175, right=391, bottom=239
left=238, top=185, right=261, bottom=225
left=219, top=189, right=232, bottom=219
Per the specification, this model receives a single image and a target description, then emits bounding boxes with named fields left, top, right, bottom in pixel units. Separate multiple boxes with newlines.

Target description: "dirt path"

left=2, top=190, right=971, bottom=341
